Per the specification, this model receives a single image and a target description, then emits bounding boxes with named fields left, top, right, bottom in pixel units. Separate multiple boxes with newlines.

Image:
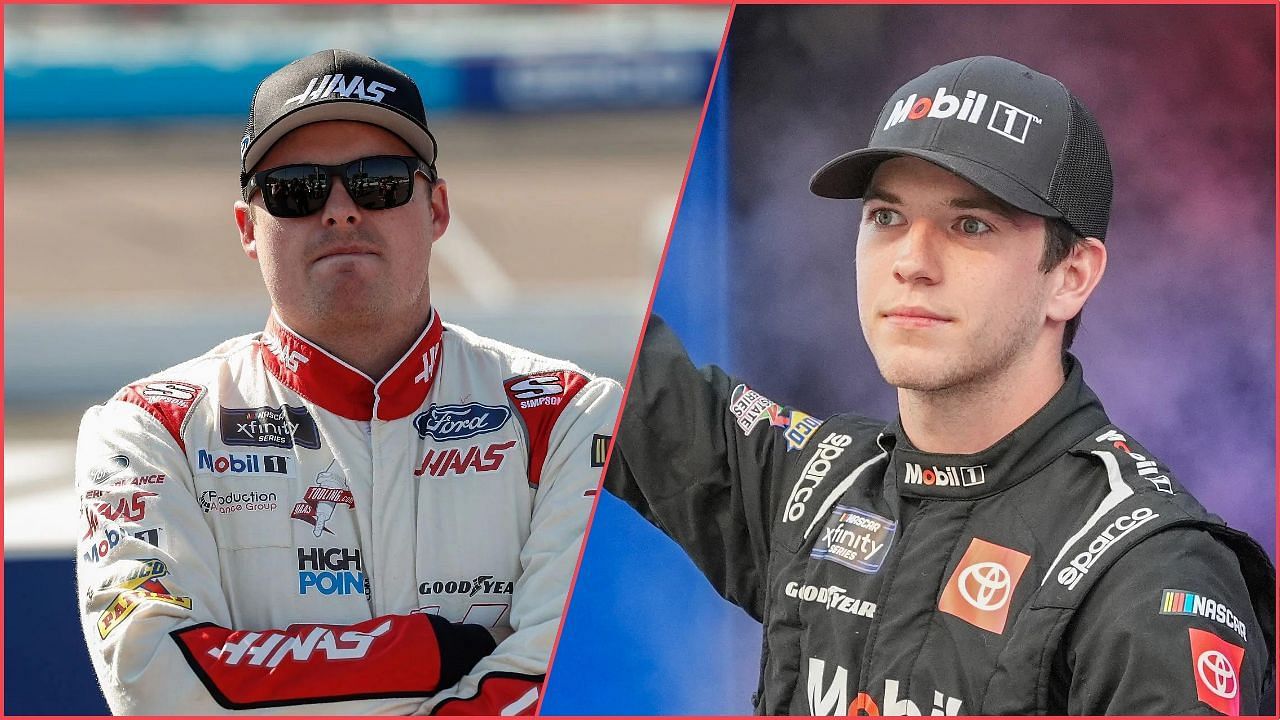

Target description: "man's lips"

left=314, top=246, right=380, bottom=262
left=882, top=306, right=951, bottom=328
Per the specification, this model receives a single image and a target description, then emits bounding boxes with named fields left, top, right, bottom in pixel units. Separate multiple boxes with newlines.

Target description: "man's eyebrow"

left=862, top=186, right=901, bottom=204
left=948, top=195, right=1024, bottom=224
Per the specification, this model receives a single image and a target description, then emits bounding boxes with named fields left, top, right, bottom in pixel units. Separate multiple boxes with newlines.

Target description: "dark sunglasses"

left=243, top=155, right=438, bottom=218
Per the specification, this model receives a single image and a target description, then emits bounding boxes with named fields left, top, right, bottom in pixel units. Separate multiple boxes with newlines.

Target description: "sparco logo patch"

left=810, top=504, right=896, bottom=574
left=883, top=86, right=1042, bottom=144
left=785, top=581, right=876, bottom=619
left=282, top=74, right=396, bottom=109
left=783, top=433, right=852, bottom=523
left=902, top=462, right=986, bottom=489
left=1095, top=428, right=1175, bottom=494
left=413, top=403, right=511, bottom=441
left=1057, top=507, right=1158, bottom=590
left=220, top=405, right=321, bottom=450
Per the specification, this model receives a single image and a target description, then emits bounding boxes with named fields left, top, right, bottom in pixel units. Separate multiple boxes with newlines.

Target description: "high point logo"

left=282, top=74, right=397, bottom=109
left=297, top=547, right=366, bottom=596
left=883, top=86, right=1043, bottom=144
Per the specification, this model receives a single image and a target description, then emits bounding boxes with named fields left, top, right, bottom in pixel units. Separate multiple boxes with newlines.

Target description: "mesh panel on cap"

left=239, top=81, right=262, bottom=189
left=1047, top=96, right=1113, bottom=240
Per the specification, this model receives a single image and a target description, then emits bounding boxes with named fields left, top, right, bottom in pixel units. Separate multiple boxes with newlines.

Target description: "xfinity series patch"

left=414, top=403, right=511, bottom=441
left=810, top=504, right=896, bottom=574
left=220, top=405, right=321, bottom=450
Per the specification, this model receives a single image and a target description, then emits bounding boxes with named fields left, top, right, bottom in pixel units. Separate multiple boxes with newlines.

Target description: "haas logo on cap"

left=884, top=86, right=1042, bottom=144
left=282, top=74, right=397, bottom=109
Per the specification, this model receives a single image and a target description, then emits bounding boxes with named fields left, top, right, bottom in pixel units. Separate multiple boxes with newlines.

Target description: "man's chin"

left=873, top=350, right=961, bottom=393
left=309, top=293, right=386, bottom=326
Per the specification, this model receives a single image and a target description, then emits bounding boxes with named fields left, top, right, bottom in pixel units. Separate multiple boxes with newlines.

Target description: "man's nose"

left=321, top=177, right=362, bottom=227
left=892, top=221, right=942, bottom=284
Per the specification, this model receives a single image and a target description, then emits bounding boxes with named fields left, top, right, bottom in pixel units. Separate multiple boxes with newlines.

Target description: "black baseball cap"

left=239, top=49, right=438, bottom=190
left=810, top=56, right=1112, bottom=240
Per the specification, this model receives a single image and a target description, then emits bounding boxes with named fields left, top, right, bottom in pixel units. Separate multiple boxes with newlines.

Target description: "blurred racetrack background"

left=546, top=4, right=1276, bottom=714
left=3, top=5, right=725, bottom=713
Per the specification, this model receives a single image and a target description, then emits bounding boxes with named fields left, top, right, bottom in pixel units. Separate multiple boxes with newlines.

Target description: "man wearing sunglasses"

left=75, top=49, right=619, bottom=715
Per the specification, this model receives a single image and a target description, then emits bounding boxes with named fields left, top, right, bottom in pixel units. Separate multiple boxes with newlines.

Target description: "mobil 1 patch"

left=810, top=504, right=896, bottom=574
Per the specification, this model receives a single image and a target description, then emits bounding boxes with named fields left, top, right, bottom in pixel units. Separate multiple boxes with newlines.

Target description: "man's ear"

left=234, top=200, right=258, bottom=260
left=428, top=179, right=450, bottom=243
left=1046, top=238, right=1106, bottom=324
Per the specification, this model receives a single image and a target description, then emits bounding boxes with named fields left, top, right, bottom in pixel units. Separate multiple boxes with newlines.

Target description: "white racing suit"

left=76, top=309, right=619, bottom=714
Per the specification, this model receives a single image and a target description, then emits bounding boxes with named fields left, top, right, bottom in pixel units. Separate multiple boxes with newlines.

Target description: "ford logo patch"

left=414, top=403, right=511, bottom=441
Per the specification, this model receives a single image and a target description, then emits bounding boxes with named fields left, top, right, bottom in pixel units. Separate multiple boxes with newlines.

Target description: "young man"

left=75, top=50, right=619, bottom=715
left=608, top=56, right=1274, bottom=714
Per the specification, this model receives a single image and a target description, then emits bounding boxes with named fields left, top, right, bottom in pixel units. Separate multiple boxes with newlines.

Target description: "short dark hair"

left=1039, top=218, right=1089, bottom=349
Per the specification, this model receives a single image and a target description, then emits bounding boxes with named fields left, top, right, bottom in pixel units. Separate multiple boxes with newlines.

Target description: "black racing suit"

left=607, top=315, right=1275, bottom=715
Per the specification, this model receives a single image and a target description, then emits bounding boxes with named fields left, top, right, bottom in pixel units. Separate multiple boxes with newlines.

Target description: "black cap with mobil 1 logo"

left=810, top=56, right=1112, bottom=240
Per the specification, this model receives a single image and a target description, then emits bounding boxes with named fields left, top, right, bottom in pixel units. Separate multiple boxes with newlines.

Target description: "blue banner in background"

left=541, top=46, right=762, bottom=716
left=460, top=51, right=716, bottom=113
left=3, top=52, right=716, bottom=123
left=5, top=557, right=110, bottom=715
